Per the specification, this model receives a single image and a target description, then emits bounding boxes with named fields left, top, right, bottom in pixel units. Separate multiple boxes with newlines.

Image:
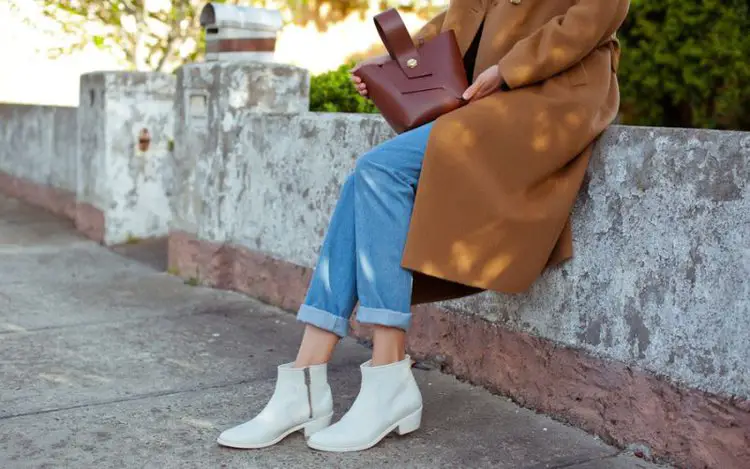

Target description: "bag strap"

left=374, top=9, right=430, bottom=79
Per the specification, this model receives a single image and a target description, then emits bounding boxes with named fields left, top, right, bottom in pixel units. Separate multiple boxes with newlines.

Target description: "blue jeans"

left=297, top=123, right=433, bottom=337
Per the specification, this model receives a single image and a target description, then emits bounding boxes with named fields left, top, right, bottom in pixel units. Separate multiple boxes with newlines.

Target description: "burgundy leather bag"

left=354, top=9, right=468, bottom=134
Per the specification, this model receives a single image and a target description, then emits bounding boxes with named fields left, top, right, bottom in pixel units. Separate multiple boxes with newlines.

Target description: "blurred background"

left=1, top=0, right=747, bottom=130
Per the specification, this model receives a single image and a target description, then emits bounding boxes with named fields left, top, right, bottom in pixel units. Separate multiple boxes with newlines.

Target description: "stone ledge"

left=188, top=114, right=749, bottom=400
left=167, top=229, right=749, bottom=469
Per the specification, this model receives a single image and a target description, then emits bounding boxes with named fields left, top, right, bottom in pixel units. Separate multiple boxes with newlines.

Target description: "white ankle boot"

left=217, top=362, right=333, bottom=449
left=306, top=356, right=422, bottom=452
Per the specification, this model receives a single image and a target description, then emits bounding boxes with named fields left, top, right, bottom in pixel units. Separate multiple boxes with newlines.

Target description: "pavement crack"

left=0, top=307, right=226, bottom=336
left=0, top=377, right=261, bottom=422
left=521, top=453, right=620, bottom=469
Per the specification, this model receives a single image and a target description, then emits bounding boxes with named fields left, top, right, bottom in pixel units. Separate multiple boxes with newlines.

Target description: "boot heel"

left=303, top=413, right=333, bottom=438
left=396, top=407, right=422, bottom=435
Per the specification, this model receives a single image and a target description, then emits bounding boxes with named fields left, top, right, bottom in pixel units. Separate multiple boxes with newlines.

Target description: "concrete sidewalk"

left=0, top=194, right=663, bottom=469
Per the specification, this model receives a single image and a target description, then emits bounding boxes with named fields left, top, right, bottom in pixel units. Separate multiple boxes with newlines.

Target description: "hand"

left=350, top=54, right=390, bottom=97
left=462, top=65, right=504, bottom=102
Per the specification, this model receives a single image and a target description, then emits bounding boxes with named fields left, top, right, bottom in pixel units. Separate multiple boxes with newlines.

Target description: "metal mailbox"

left=199, top=3, right=283, bottom=62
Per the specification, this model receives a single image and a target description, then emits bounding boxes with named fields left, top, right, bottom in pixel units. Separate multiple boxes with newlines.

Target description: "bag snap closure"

left=406, top=58, right=418, bottom=68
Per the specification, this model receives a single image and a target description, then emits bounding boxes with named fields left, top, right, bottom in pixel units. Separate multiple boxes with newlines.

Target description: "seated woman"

left=218, top=0, right=630, bottom=453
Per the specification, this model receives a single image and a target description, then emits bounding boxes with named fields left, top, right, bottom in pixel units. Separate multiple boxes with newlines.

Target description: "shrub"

left=309, top=63, right=379, bottom=114
left=618, top=0, right=750, bottom=130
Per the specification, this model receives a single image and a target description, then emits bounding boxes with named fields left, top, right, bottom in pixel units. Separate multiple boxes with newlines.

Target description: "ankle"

left=294, top=325, right=338, bottom=368
left=370, top=325, right=406, bottom=366
left=371, top=353, right=406, bottom=367
left=293, top=359, right=328, bottom=368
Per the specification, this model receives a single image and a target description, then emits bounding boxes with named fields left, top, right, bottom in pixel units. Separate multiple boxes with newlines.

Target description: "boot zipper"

left=304, top=367, right=313, bottom=419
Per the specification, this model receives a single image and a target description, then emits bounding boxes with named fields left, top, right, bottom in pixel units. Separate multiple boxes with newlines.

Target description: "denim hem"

left=297, top=304, right=349, bottom=338
left=357, top=306, right=412, bottom=331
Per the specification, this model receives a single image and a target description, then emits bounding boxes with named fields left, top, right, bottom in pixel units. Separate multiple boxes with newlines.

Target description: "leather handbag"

left=354, top=9, right=468, bottom=134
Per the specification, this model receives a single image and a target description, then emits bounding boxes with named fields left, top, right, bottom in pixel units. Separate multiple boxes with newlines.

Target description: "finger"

left=474, top=79, right=498, bottom=100
left=473, top=84, right=492, bottom=101
left=351, top=75, right=361, bottom=84
left=462, top=78, right=486, bottom=100
left=462, top=83, right=478, bottom=101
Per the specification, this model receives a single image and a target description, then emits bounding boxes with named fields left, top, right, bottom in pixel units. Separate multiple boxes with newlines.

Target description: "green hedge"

left=310, top=2, right=750, bottom=130
left=618, top=0, right=750, bottom=130
left=309, top=63, right=378, bottom=114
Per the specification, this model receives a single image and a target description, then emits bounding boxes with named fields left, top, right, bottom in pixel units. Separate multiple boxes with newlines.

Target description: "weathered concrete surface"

left=0, top=194, right=662, bottom=469
left=78, top=72, right=175, bottom=245
left=0, top=103, right=77, bottom=195
left=170, top=111, right=749, bottom=401
left=170, top=62, right=310, bottom=240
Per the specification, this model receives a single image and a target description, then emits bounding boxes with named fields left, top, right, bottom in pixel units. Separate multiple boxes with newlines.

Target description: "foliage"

left=8, top=0, right=236, bottom=72
left=287, top=0, right=441, bottom=32
left=618, top=0, right=750, bottom=130
left=309, top=63, right=379, bottom=113
left=11, top=0, right=440, bottom=72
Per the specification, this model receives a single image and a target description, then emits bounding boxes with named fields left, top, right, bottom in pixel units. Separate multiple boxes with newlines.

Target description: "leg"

left=354, top=123, right=433, bottom=365
left=295, top=175, right=359, bottom=366
left=307, top=124, right=432, bottom=452
left=218, top=175, right=361, bottom=448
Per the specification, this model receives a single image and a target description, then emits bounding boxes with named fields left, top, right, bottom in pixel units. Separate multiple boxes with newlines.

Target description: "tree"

left=618, top=0, right=750, bottom=130
left=11, top=0, right=442, bottom=73
left=9, top=0, right=246, bottom=72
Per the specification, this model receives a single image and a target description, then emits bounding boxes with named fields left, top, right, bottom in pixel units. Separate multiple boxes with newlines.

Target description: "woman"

left=218, top=0, right=630, bottom=453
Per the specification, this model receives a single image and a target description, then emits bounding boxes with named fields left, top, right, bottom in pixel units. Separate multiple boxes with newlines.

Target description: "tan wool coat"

left=405, top=0, right=631, bottom=304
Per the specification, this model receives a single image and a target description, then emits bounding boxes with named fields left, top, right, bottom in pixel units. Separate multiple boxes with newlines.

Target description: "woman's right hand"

left=349, top=54, right=390, bottom=97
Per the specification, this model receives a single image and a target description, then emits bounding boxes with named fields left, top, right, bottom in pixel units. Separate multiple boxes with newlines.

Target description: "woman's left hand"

left=462, top=65, right=504, bottom=102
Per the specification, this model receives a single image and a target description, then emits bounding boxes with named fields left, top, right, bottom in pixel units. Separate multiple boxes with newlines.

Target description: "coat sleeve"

left=498, top=0, right=630, bottom=89
left=413, top=10, right=447, bottom=45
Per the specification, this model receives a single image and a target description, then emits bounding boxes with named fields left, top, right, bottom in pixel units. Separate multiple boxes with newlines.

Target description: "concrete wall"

left=0, top=104, right=77, bottom=194
left=78, top=72, right=175, bottom=244
left=170, top=62, right=310, bottom=242
left=172, top=109, right=750, bottom=401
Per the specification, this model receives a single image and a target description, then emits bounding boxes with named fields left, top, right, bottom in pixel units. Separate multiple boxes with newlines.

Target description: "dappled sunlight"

left=416, top=260, right=444, bottom=278
left=532, top=110, right=551, bottom=152
left=451, top=241, right=478, bottom=274
left=432, top=120, right=478, bottom=164
left=319, top=256, right=332, bottom=293
left=491, top=99, right=510, bottom=120
left=358, top=250, right=376, bottom=284
left=480, top=253, right=514, bottom=284
left=533, top=134, right=551, bottom=152
left=506, top=64, right=534, bottom=85
left=550, top=47, right=569, bottom=63
left=564, top=111, right=583, bottom=129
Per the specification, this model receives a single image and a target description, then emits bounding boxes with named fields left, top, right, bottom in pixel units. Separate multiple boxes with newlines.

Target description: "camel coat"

left=406, top=0, right=630, bottom=304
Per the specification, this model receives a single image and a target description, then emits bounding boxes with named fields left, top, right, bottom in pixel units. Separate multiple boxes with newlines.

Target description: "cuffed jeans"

left=297, top=123, right=433, bottom=337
